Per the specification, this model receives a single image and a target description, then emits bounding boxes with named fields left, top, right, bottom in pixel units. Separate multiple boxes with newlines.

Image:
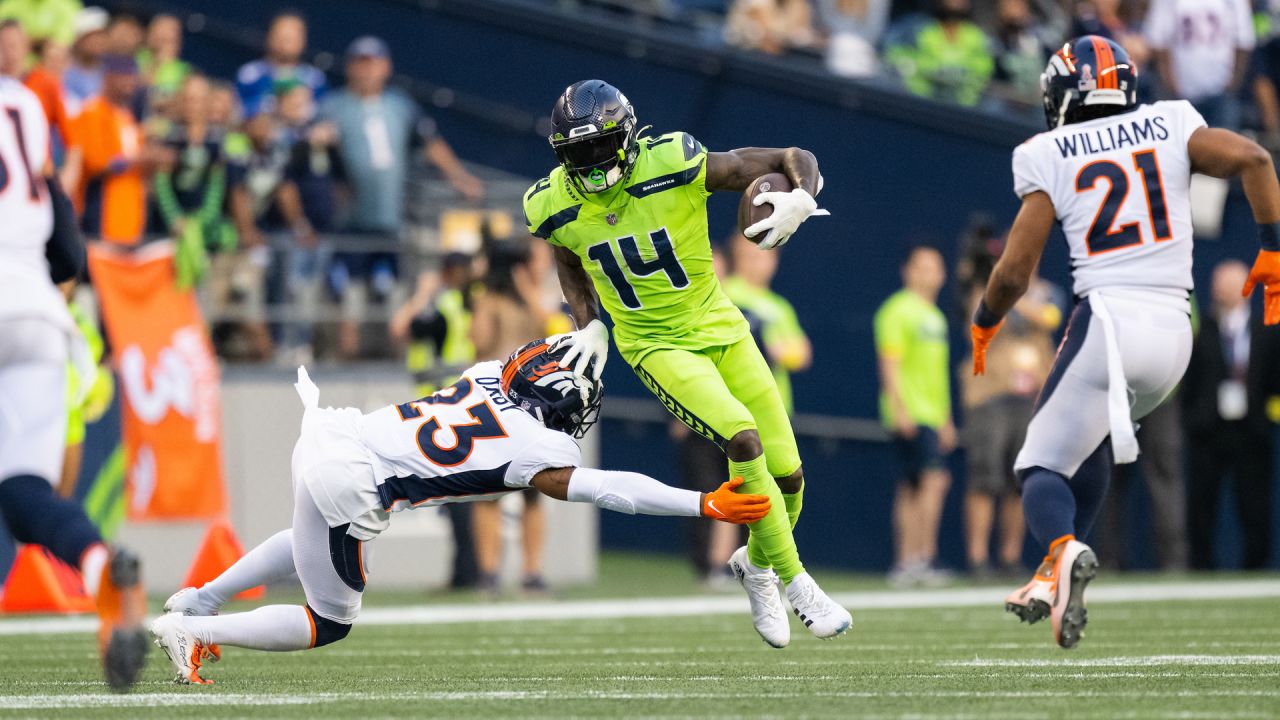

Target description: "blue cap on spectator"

left=346, top=35, right=389, bottom=60
left=101, top=54, right=139, bottom=75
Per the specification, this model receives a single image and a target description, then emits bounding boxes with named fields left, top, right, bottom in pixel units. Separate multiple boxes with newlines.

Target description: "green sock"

left=732, top=456, right=804, bottom=583
left=782, top=480, right=803, bottom=530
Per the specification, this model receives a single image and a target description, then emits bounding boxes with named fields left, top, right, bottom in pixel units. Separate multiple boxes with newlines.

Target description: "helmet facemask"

left=549, top=117, right=638, bottom=194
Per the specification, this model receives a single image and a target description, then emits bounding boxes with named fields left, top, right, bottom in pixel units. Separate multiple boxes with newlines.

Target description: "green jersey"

left=523, top=132, right=748, bottom=366
left=874, top=289, right=951, bottom=429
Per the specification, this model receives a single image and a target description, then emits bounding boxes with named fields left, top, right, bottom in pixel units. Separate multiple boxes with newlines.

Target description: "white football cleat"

left=785, top=572, right=852, bottom=639
left=1051, top=539, right=1099, bottom=649
left=150, top=612, right=213, bottom=685
left=728, top=546, right=790, bottom=648
left=1005, top=576, right=1054, bottom=624
left=163, top=587, right=221, bottom=662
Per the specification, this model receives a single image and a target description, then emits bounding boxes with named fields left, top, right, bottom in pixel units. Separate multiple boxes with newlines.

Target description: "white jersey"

left=0, top=77, right=64, bottom=329
left=1013, top=101, right=1207, bottom=307
left=293, top=362, right=582, bottom=538
left=358, top=361, right=582, bottom=514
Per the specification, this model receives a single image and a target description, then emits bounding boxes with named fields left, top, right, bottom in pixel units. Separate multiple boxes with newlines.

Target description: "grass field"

left=1, top=555, right=1278, bottom=719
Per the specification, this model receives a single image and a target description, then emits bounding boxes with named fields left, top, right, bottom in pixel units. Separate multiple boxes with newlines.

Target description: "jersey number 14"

left=587, top=228, right=690, bottom=310
left=1076, top=149, right=1171, bottom=255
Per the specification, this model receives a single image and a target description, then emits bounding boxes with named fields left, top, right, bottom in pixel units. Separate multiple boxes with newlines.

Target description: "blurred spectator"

left=235, top=11, right=325, bottom=118
left=278, top=83, right=342, bottom=236
left=1182, top=260, right=1280, bottom=570
left=138, top=14, right=190, bottom=113
left=320, top=36, right=484, bottom=359
left=152, top=73, right=234, bottom=267
left=1146, top=0, right=1254, bottom=128
left=105, top=12, right=141, bottom=55
left=725, top=0, right=819, bottom=54
left=955, top=223, right=1058, bottom=577
left=884, top=0, right=994, bottom=106
left=468, top=239, right=550, bottom=595
left=818, top=0, right=891, bottom=78
left=722, top=233, right=811, bottom=414
left=989, top=0, right=1053, bottom=105
left=68, top=54, right=156, bottom=247
left=391, top=252, right=476, bottom=395
left=207, top=79, right=241, bottom=131
left=222, top=110, right=311, bottom=360
left=0, top=0, right=81, bottom=45
left=875, top=245, right=955, bottom=587
left=1070, top=0, right=1152, bottom=99
left=277, top=82, right=343, bottom=360
left=62, top=5, right=107, bottom=115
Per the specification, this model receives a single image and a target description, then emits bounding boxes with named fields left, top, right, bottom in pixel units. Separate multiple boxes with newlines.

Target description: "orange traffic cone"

left=1, top=546, right=96, bottom=614
left=182, top=520, right=265, bottom=600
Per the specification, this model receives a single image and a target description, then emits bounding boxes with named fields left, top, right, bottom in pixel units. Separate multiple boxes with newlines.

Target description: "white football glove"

left=552, top=318, right=609, bottom=381
left=744, top=187, right=830, bottom=250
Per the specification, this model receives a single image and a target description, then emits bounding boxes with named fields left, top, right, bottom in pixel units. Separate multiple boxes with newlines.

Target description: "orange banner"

left=88, top=243, right=226, bottom=520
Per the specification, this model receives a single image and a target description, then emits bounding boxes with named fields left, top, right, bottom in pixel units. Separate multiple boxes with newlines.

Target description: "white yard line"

left=1, top=688, right=1279, bottom=710
left=1, top=579, right=1278, bottom=637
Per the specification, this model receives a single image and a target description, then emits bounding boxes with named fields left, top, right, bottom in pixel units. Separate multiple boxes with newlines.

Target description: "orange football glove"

left=971, top=322, right=1004, bottom=376
left=1243, top=249, right=1280, bottom=325
left=702, top=477, right=771, bottom=524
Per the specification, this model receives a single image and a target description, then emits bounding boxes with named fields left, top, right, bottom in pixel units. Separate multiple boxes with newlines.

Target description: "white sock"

left=200, top=530, right=296, bottom=610
left=185, top=605, right=314, bottom=651
left=79, top=543, right=109, bottom=597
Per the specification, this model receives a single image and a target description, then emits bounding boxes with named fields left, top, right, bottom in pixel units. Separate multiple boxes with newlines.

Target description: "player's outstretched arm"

left=1189, top=128, right=1280, bottom=324
left=971, top=191, right=1055, bottom=374
left=705, top=147, right=820, bottom=195
left=530, top=468, right=770, bottom=524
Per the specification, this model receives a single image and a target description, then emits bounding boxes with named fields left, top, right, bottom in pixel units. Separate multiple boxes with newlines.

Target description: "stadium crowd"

left=588, top=0, right=1278, bottom=132
left=0, top=1, right=1274, bottom=593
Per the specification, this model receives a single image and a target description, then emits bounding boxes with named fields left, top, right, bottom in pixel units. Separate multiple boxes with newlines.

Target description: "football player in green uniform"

left=524, top=80, right=850, bottom=646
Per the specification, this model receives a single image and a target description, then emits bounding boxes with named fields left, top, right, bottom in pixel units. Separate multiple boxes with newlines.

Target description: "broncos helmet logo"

left=502, top=339, right=603, bottom=438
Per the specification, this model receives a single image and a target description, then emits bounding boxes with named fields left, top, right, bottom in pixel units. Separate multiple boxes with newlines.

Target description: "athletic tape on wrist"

left=973, top=298, right=1003, bottom=329
left=1260, top=223, right=1280, bottom=252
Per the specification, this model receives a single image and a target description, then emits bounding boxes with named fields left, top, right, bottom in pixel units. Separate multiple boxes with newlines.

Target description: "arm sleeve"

left=504, top=430, right=583, bottom=488
left=1012, top=142, right=1049, bottom=199
left=565, top=467, right=703, bottom=517
left=46, top=176, right=85, bottom=283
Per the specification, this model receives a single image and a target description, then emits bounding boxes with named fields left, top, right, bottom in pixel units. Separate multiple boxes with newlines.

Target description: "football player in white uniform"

left=972, top=36, right=1280, bottom=648
left=151, top=338, right=772, bottom=684
left=0, top=76, right=148, bottom=689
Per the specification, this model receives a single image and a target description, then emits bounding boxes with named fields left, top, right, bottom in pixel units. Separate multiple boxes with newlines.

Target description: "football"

left=737, top=172, right=793, bottom=241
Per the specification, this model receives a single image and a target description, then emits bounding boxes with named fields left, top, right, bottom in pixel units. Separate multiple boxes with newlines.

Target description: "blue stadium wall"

left=43, top=0, right=1275, bottom=574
